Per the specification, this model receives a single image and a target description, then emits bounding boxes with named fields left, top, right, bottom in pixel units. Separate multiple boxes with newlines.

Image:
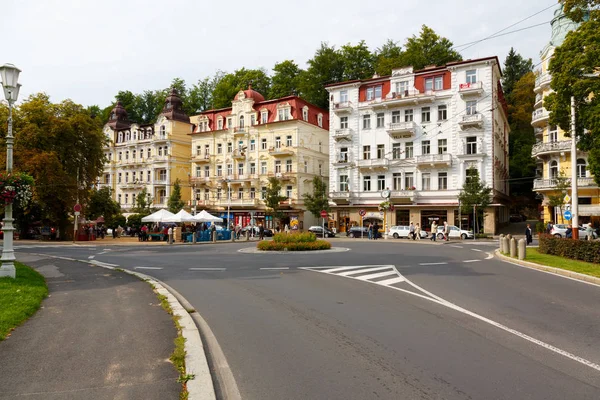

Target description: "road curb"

left=494, top=249, right=600, bottom=286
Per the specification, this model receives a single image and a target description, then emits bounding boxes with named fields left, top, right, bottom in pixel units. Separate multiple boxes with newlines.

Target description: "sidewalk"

left=0, top=254, right=180, bottom=399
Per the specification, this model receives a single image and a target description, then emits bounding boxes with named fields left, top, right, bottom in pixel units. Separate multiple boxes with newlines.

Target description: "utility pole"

left=570, top=96, right=579, bottom=239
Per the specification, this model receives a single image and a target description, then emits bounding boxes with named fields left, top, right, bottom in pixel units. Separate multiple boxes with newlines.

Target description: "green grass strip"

left=525, top=248, right=600, bottom=278
left=0, top=262, right=48, bottom=340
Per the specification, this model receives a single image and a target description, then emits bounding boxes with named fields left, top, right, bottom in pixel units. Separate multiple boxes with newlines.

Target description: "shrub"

left=539, top=234, right=600, bottom=264
left=273, top=232, right=317, bottom=243
left=535, top=221, right=545, bottom=235
left=257, top=239, right=331, bottom=251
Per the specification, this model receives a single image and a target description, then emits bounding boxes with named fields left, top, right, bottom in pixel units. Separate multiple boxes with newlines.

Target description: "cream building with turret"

left=100, top=89, right=192, bottom=213
left=189, top=87, right=329, bottom=230
left=531, top=6, right=597, bottom=225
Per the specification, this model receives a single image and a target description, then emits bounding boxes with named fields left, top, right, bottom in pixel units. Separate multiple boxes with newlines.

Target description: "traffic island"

left=257, top=232, right=332, bottom=251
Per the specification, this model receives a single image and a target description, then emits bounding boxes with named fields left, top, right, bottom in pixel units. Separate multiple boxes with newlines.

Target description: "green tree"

left=296, top=42, right=345, bottom=109
left=302, top=176, right=330, bottom=218
left=547, top=171, right=571, bottom=223
left=562, top=0, right=598, bottom=22
left=373, top=39, right=404, bottom=76
left=544, top=6, right=600, bottom=184
left=132, top=187, right=152, bottom=216
left=167, top=179, right=186, bottom=213
left=458, top=168, right=492, bottom=234
left=264, top=177, right=287, bottom=224
left=269, top=61, right=302, bottom=99
left=502, top=47, right=534, bottom=98
left=340, top=40, right=375, bottom=80
left=188, top=71, right=225, bottom=113
left=86, top=187, right=122, bottom=227
left=212, top=68, right=271, bottom=109
left=399, top=25, right=462, bottom=70
left=127, top=214, right=143, bottom=231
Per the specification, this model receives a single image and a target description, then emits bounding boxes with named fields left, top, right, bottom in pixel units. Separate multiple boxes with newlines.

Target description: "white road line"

left=377, top=276, right=405, bottom=285
left=322, top=266, right=371, bottom=273
left=133, top=266, right=163, bottom=270
left=88, top=260, right=118, bottom=268
left=419, top=262, right=448, bottom=266
left=356, top=270, right=396, bottom=281
left=56, top=256, right=76, bottom=261
left=485, top=252, right=494, bottom=260
left=189, top=267, right=226, bottom=271
left=463, top=260, right=481, bottom=263
left=338, top=266, right=392, bottom=276
left=260, top=267, right=289, bottom=270
left=449, top=245, right=463, bottom=248
left=471, top=248, right=483, bottom=252
left=88, top=255, right=95, bottom=259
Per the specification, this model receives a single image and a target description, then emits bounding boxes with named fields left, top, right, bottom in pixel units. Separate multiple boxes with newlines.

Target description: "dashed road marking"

left=419, top=262, right=448, bottom=266
left=189, top=267, right=226, bottom=271
left=449, top=245, right=463, bottom=249
left=134, top=266, right=163, bottom=270
left=260, top=267, right=289, bottom=270
left=88, top=255, right=95, bottom=259
left=463, top=260, right=481, bottom=263
left=471, top=248, right=483, bottom=252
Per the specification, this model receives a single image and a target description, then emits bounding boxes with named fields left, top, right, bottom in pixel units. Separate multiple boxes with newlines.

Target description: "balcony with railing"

left=533, top=177, right=597, bottom=190
left=534, top=93, right=543, bottom=108
left=154, top=134, right=169, bottom=142
left=215, top=197, right=259, bottom=207
left=386, top=121, right=417, bottom=139
left=268, top=146, right=294, bottom=156
left=531, top=108, right=550, bottom=127
left=371, top=89, right=435, bottom=108
left=330, top=191, right=351, bottom=204
left=531, top=140, right=570, bottom=157
left=390, top=190, right=416, bottom=201
left=153, top=179, right=169, bottom=186
left=458, top=81, right=484, bottom=98
left=193, top=153, right=211, bottom=163
left=356, top=158, right=389, bottom=170
left=416, top=153, right=452, bottom=167
left=458, top=113, right=484, bottom=129
left=232, top=149, right=246, bottom=159
left=333, top=128, right=353, bottom=141
left=232, top=126, right=249, bottom=136
left=333, top=153, right=352, bottom=167
left=190, top=176, right=211, bottom=185
left=332, top=101, right=353, bottom=113
left=534, top=72, right=551, bottom=91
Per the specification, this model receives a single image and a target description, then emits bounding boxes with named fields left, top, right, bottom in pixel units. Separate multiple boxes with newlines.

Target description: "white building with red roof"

left=325, top=57, right=511, bottom=235
left=189, top=86, right=330, bottom=230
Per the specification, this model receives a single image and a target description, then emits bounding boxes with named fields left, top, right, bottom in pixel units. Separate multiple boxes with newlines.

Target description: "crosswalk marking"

left=300, top=265, right=406, bottom=290
left=377, top=276, right=405, bottom=285
left=356, top=270, right=397, bottom=281
left=338, top=266, right=391, bottom=276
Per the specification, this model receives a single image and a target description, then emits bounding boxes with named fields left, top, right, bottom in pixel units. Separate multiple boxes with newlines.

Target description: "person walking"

left=430, top=220, right=438, bottom=241
left=546, top=221, right=553, bottom=234
left=443, top=221, right=450, bottom=241
left=525, top=223, right=533, bottom=245
left=409, top=222, right=416, bottom=241
left=367, top=223, right=373, bottom=240
left=585, top=222, right=594, bottom=240
left=373, top=222, right=379, bottom=240
left=167, top=226, right=173, bottom=244
left=415, top=223, right=421, bottom=240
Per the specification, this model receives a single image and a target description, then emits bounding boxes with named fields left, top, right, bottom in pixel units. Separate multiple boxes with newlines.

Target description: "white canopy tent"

left=166, top=209, right=197, bottom=223
left=194, top=210, right=223, bottom=223
left=141, top=209, right=176, bottom=223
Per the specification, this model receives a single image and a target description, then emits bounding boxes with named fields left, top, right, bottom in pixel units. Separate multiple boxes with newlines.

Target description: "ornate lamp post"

left=0, top=63, right=22, bottom=279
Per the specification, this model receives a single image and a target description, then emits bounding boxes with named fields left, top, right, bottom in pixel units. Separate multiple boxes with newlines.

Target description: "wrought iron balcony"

left=386, top=121, right=417, bottom=139
left=531, top=140, right=570, bottom=157
left=531, top=108, right=549, bottom=127
left=415, top=153, right=452, bottom=167
left=356, top=158, right=389, bottom=170
left=458, top=81, right=484, bottom=97
left=332, top=101, right=353, bottom=113
left=333, top=128, right=353, bottom=141
left=458, top=113, right=484, bottom=129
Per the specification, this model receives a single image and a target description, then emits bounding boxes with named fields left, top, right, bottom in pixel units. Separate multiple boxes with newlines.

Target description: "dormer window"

left=227, top=118, right=232, bottom=129
left=118, top=132, right=123, bottom=142
left=277, top=103, right=291, bottom=121
left=424, top=76, right=444, bottom=92
left=302, top=106, right=309, bottom=121
left=217, top=118, right=223, bottom=130
left=261, top=110, right=268, bottom=124
left=160, top=125, right=166, bottom=137
left=125, top=131, right=130, bottom=141
left=366, top=85, right=382, bottom=101
left=317, top=113, right=323, bottom=128
left=250, top=114, right=256, bottom=126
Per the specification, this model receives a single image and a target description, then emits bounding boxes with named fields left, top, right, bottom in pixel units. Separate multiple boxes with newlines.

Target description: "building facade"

left=189, top=87, right=329, bottom=230
left=326, top=57, right=510, bottom=234
left=100, top=89, right=192, bottom=213
left=531, top=6, right=598, bottom=224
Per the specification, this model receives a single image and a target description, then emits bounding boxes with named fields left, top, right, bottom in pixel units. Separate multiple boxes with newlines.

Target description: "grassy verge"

left=524, top=248, right=600, bottom=278
left=0, top=262, right=48, bottom=340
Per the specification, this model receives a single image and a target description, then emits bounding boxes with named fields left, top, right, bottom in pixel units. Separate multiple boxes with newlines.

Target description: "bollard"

left=518, top=238, right=526, bottom=260
left=212, top=231, right=216, bottom=243
left=502, top=237, right=510, bottom=254
left=246, top=231, right=250, bottom=241
left=510, top=238, right=517, bottom=258
left=499, top=234, right=505, bottom=253
left=506, top=234, right=512, bottom=240
left=231, top=230, right=235, bottom=242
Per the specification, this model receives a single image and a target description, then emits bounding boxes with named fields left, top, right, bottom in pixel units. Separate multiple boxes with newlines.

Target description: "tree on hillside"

left=86, top=187, right=122, bottom=227
left=269, top=61, right=302, bottom=99
left=562, top=0, right=598, bottom=22
left=502, top=48, right=534, bottom=98
left=296, top=42, right=345, bottom=109
left=399, top=25, right=462, bottom=70
left=188, top=71, right=226, bottom=113
left=212, top=68, right=271, bottom=109
left=544, top=6, right=600, bottom=184
left=458, top=168, right=492, bottom=234
left=264, top=177, right=287, bottom=225
left=302, top=176, right=330, bottom=218
left=167, top=179, right=185, bottom=213
left=2, top=94, right=107, bottom=235
left=340, top=40, right=375, bottom=81
left=373, top=39, right=404, bottom=76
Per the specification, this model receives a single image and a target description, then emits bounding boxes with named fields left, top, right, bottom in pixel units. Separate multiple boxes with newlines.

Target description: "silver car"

left=437, top=225, right=474, bottom=240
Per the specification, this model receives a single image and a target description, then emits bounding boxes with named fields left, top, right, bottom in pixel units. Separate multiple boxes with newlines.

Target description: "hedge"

left=257, top=240, right=331, bottom=251
left=272, top=232, right=317, bottom=243
left=538, top=234, right=600, bottom=264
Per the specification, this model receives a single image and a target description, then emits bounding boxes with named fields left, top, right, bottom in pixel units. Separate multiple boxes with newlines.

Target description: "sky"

left=2, top=0, right=561, bottom=108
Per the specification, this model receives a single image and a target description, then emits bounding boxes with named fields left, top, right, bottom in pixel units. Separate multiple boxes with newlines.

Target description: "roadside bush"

left=539, top=234, right=600, bottom=264
left=273, top=232, right=316, bottom=243
left=535, top=221, right=545, bottom=235
left=257, top=239, right=331, bottom=251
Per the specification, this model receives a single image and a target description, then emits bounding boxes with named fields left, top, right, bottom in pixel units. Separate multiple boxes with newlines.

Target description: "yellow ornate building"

left=532, top=6, right=598, bottom=224
left=100, top=89, right=192, bottom=213
left=189, top=87, right=329, bottom=230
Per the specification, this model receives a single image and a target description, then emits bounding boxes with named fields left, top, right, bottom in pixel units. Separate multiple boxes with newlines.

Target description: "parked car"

left=436, top=225, right=475, bottom=240
left=308, top=226, right=336, bottom=237
left=549, top=224, right=569, bottom=238
left=240, top=226, right=274, bottom=237
left=579, top=225, right=598, bottom=240
left=346, top=226, right=381, bottom=238
left=389, top=225, right=428, bottom=239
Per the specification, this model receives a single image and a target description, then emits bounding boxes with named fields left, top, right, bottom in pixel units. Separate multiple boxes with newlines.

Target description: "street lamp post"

left=570, top=96, right=579, bottom=239
left=0, top=63, right=22, bottom=279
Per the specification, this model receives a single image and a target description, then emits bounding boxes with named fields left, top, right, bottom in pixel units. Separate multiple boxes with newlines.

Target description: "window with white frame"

left=250, top=187, right=256, bottom=199
left=251, top=114, right=256, bottom=126
left=577, top=159, right=587, bottom=178
left=466, top=137, right=477, bottom=154
left=238, top=187, right=244, bottom=200
left=340, top=116, right=348, bottom=129
left=227, top=142, right=232, bottom=153
left=392, top=143, right=401, bottom=159
left=438, top=172, right=447, bottom=190
left=434, top=76, right=443, bottom=90
left=422, top=140, right=431, bottom=155
left=217, top=119, right=223, bottom=130
left=118, top=172, right=122, bottom=183
left=317, top=114, right=323, bottom=127
left=405, top=142, right=414, bottom=158
left=250, top=162, right=256, bottom=175
left=377, top=144, right=385, bottom=159
left=319, top=163, right=323, bottom=175
left=261, top=111, right=268, bottom=124
left=261, top=187, right=267, bottom=200
left=319, top=142, right=322, bottom=153
left=393, top=173, right=401, bottom=190
left=302, top=107, right=308, bottom=121
left=405, top=172, right=414, bottom=189
left=118, top=194, right=122, bottom=204
left=250, top=139, right=255, bottom=151
left=363, top=176, right=371, bottom=191
left=239, top=115, right=245, bottom=128
left=227, top=118, right=232, bottom=129
left=286, top=159, right=292, bottom=172
left=376, top=113, right=384, bottom=128
left=286, top=135, right=292, bottom=147
left=217, top=165, right=222, bottom=176
left=363, top=114, right=371, bottom=129
left=204, top=189, right=210, bottom=200
left=196, top=145, right=201, bottom=156
left=278, top=108, right=290, bottom=121
left=275, top=160, right=281, bottom=173
left=217, top=143, right=223, bottom=154
left=261, top=138, right=267, bottom=150
left=377, top=175, right=386, bottom=191
left=339, top=147, right=348, bottom=162
left=438, top=104, right=447, bottom=121
left=261, top=161, right=267, bottom=174
left=227, top=164, right=233, bottom=175
left=340, top=90, right=348, bottom=103
left=466, top=70, right=477, bottom=84
left=304, top=160, right=308, bottom=173
left=395, top=81, right=409, bottom=95
left=363, top=145, right=371, bottom=160
left=438, top=139, right=447, bottom=154
left=422, top=173, right=431, bottom=190
left=118, top=132, right=123, bottom=143
left=125, top=172, right=129, bottom=182
left=405, top=109, right=413, bottom=122
left=391, top=111, right=401, bottom=124
left=286, top=186, right=292, bottom=198
left=147, top=170, right=151, bottom=181
left=132, top=171, right=137, bottom=181
left=204, top=166, right=210, bottom=177
left=421, top=107, right=431, bottom=123
left=549, top=126, right=558, bottom=142
left=339, top=175, right=348, bottom=191
left=275, top=136, right=281, bottom=148
left=195, top=166, right=201, bottom=177
left=217, top=188, right=222, bottom=200
left=466, top=100, right=477, bottom=115
left=125, top=150, right=129, bottom=160
left=204, top=144, right=210, bottom=155
left=238, top=163, right=244, bottom=175
left=147, top=149, right=151, bottom=158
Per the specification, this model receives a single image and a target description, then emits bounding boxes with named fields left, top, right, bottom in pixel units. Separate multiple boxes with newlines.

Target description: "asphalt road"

left=16, top=239, right=600, bottom=399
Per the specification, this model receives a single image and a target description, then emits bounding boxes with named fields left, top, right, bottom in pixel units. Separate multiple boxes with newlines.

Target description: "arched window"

left=160, top=126, right=166, bottom=137
left=125, top=131, right=130, bottom=141
left=158, top=147, right=162, bottom=156
left=239, top=115, right=244, bottom=128
left=118, top=132, right=123, bottom=143
left=550, top=160, right=558, bottom=179
left=577, top=159, right=587, bottom=178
